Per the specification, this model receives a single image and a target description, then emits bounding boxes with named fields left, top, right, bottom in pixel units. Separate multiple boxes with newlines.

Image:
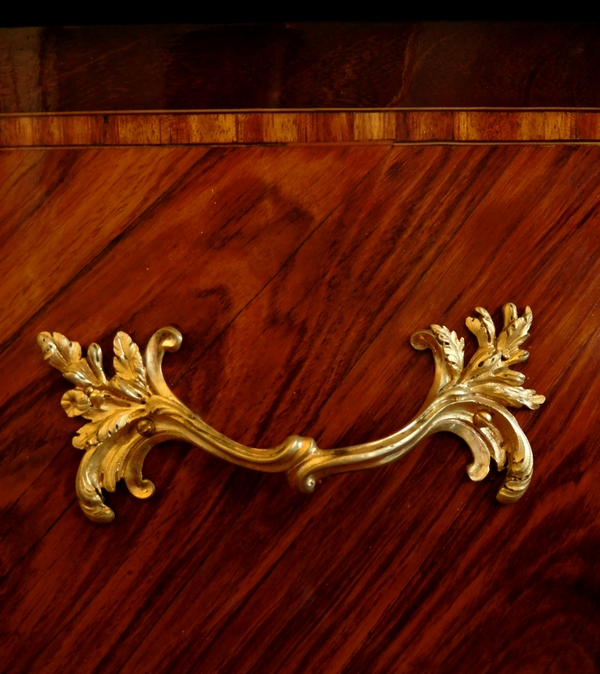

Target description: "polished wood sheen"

left=1, top=140, right=600, bottom=672
left=3, top=110, right=600, bottom=147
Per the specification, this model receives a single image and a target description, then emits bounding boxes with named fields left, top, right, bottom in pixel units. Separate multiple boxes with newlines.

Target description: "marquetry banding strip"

left=2, top=110, right=600, bottom=147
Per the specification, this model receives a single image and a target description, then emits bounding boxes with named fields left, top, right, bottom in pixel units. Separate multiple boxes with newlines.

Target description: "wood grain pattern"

left=1, top=143, right=600, bottom=673
left=3, top=23, right=600, bottom=112
left=3, top=110, right=600, bottom=147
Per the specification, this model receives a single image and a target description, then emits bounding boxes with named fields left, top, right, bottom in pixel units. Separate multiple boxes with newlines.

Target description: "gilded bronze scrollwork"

left=38, top=303, right=544, bottom=523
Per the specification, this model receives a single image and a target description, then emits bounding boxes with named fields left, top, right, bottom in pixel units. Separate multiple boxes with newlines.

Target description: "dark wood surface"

left=1, top=141, right=600, bottom=672
left=3, top=22, right=600, bottom=113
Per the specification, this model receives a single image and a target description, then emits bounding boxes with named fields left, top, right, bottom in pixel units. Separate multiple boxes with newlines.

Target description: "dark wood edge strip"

left=3, top=111, right=600, bottom=146
left=4, top=107, right=600, bottom=115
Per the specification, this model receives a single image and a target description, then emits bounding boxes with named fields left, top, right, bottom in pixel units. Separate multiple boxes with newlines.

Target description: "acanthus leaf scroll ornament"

left=38, top=303, right=545, bottom=524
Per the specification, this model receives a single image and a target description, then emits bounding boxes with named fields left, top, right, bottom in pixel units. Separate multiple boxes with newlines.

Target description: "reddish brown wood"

left=4, top=110, right=600, bottom=147
left=3, top=23, right=600, bottom=113
left=1, top=143, right=600, bottom=673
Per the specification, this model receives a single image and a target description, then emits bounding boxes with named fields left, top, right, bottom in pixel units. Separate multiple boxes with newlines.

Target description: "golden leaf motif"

left=112, top=332, right=149, bottom=401
left=457, top=304, right=544, bottom=410
left=430, top=324, right=464, bottom=384
left=38, top=310, right=545, bottom=524
left=38, top=332, right=102, bottom=388
left=466, top=307, right=496, bottom=347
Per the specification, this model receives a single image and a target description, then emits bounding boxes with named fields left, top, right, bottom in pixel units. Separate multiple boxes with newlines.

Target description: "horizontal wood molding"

left=3, top=110, right=600, bottom=147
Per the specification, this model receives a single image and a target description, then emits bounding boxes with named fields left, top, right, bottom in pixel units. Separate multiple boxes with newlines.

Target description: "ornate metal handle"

left=38, top=303, right=544, bottom=523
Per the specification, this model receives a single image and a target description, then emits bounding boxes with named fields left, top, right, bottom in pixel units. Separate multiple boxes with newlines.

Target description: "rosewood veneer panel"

left=1, top=144, right=599, bottom=672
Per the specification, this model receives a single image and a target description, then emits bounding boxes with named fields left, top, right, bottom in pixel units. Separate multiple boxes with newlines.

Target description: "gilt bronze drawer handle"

left=38, top=303, right=544, bottom=523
